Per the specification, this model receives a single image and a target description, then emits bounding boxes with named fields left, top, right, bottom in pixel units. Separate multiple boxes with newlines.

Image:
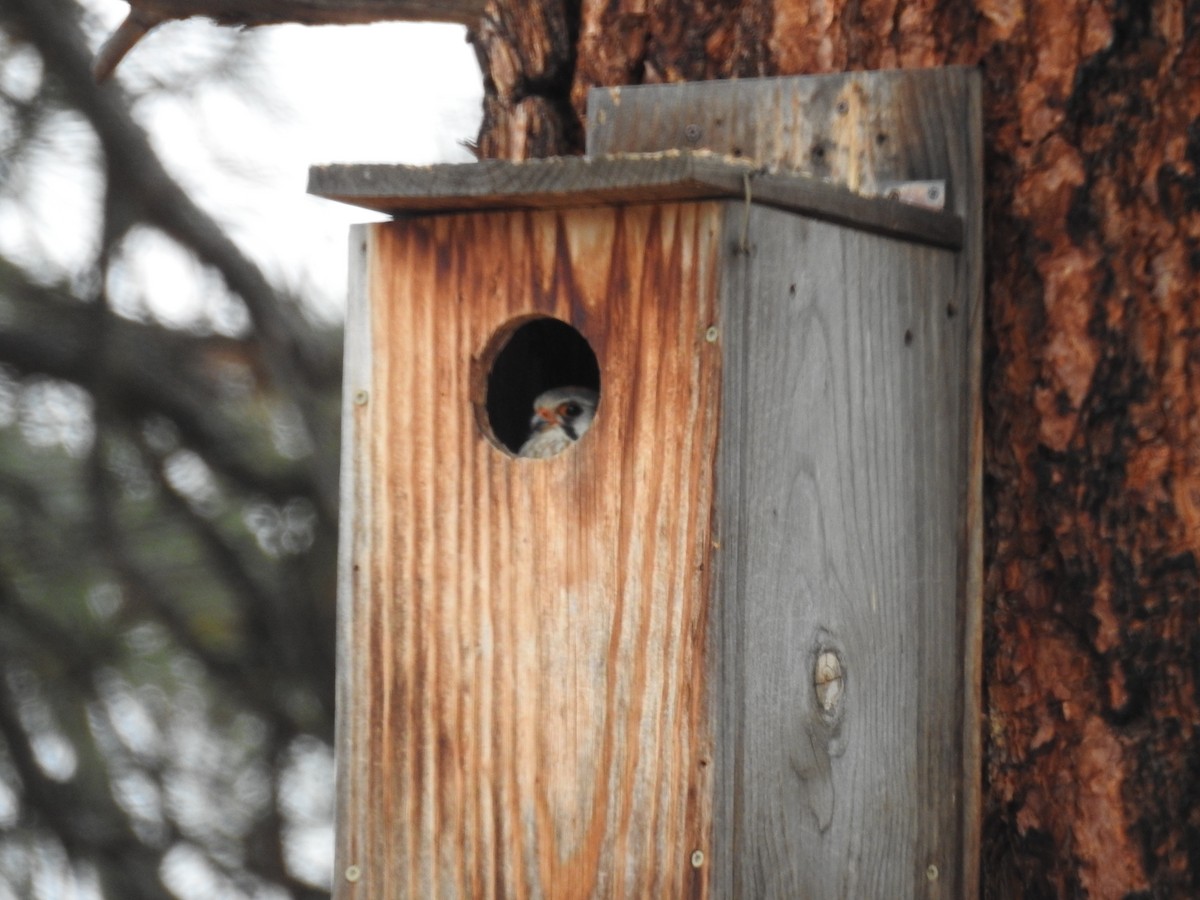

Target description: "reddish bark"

left=473, top=0, right=1200, bottom=895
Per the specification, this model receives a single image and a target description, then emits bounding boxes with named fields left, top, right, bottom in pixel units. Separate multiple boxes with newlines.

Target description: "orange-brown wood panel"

left=338, top=203, right=724, bottom=898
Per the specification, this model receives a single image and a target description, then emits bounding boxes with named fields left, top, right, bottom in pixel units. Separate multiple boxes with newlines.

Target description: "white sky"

left=147, top=15, right=483, bottom=324
left=256, top=21, right=483, bottom=318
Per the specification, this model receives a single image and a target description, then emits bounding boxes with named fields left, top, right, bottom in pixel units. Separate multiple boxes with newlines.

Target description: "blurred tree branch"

left=7, top=0, right=342, bottom=524
left=0, top=690, right=179, bottom=898
left=0, top=0, right=346, bottom=893
left=0, top=260, right=331, bottom=504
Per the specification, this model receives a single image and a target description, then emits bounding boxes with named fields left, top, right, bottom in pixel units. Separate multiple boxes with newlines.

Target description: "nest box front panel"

left=339, top=203, right=724, bottom=897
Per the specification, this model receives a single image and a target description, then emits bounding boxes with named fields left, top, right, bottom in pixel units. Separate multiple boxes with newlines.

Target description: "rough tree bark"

left=468, top=2, right=1199, bottom=897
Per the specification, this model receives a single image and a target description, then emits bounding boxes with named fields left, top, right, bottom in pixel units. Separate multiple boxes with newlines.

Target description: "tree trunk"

left=474, top=1, right=1200, bottom=896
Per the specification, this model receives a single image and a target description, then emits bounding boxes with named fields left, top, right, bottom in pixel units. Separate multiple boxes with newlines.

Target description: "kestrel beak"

left=531, top=406, right=558, bottom=432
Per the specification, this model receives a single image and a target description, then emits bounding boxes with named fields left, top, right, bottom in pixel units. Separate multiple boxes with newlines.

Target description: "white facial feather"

left=516, top=386, right=598, bottom=458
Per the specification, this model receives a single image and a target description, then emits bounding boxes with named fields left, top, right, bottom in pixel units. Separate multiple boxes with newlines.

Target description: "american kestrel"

left=517, top=386, right=599, bottom=458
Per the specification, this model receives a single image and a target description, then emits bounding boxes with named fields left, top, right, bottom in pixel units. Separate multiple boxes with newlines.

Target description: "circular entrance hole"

left=481, top=317, right=601, bottom=457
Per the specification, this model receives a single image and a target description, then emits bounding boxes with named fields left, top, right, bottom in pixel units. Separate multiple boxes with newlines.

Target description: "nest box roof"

left=307, top=151, right=962, bottom=250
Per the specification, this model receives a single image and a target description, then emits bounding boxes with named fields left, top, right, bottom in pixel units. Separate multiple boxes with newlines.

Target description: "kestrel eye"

left=563, top=402, right=582, bottom=418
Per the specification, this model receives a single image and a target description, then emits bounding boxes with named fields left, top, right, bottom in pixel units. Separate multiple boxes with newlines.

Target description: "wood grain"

left=336, top=203, right=724, bottom=898
left=334, top=68, right=982, bottom=898
left=336, top=226, right=374, bottom=894
left=308, top=153, right=963, bottom=250
left=587, top=69, right=982, bottom=897
left=713, top=205, right=968, bottom=898
left=955, top=71, right=985, bottom=900
left=587, top=68, right=979, bottom=203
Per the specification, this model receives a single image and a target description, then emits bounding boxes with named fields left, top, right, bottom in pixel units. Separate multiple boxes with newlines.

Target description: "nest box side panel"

left=712, top=204, right=970, bottom=898
left=337, top=204, right=724, bottom=898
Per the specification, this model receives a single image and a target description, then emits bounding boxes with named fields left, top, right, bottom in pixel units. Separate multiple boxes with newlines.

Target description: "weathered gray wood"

left=957, top=73, right=985, bottom=900
left=308, top=153, right=964, bottom=250
left=587, top=68, right=978, bottom=203
left=335, top=226, right=374, bottom=896
left=712, top=203, right=968, bottom=898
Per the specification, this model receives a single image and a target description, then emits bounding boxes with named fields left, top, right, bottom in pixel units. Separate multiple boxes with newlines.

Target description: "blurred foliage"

left=0, top=1, right=344, bottom=897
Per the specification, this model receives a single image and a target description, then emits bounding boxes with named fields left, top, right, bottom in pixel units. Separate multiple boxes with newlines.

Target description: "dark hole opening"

left=485, top=318, right=601, bottom=455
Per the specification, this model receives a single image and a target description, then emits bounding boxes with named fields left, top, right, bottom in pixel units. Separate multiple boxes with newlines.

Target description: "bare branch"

left=94, top=0, right=485, bottom=81
left=0, top=263, right=327, bottom=506
left=91, top=11, right=161, bottom=83
left=126, top=0, right=483, bottom=26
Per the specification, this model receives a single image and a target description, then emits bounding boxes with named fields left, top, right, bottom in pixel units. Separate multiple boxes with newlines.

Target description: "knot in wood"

left=814, top=651, right=844, bottom=712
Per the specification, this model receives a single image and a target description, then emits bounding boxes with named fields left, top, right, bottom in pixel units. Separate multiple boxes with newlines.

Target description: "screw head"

left=926, top=863, right=939, bottom=881
left=690, top=849, right=705, bottom=868
left=684, top=124, right=703, bottom=142
left=345, top=864, right=362, bottom=882
left=353, top=389, right=369, bottom=406
left=705, top=326, right=719, bottom=343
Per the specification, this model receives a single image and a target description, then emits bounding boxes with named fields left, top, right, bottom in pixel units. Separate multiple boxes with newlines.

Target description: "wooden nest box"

left=311, top=67, right=982, bottom=899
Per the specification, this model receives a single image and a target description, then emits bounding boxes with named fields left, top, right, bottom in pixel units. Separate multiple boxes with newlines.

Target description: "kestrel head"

left=517, top=386, right=599, bottom=458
